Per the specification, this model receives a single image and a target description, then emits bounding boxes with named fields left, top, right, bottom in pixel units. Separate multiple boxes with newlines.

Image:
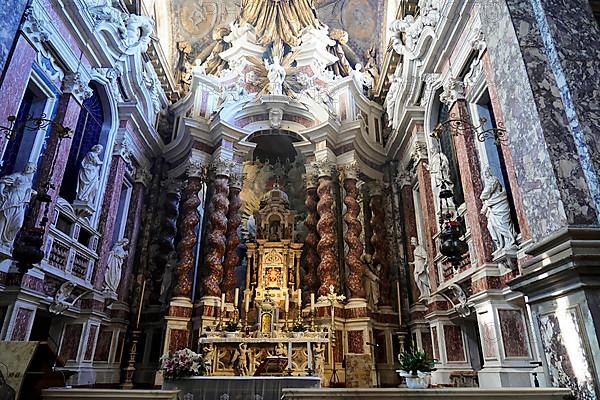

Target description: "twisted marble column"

left=303, top=170, right=320, bottom=293
left=152, top=179, right=181, bottom=301
left=203, top=162, right=231, bottom=297
left=222, top=173, right=243, bottom=303
left=316, top=163, right=338, bottom=296
left=369, top=182, right=391, bottom=306
left=173, top=165, right=205, bottom=298
left=342, top=164, right=365, bottom=298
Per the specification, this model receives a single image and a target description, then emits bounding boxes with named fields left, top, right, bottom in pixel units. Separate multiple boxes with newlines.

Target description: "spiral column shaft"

left=343, top=167, right=365, bottom=298
left=316, top=165, right=337, bottom=296
left=222, top=175, right=242, bottom=303
left=204, top=170, right=230, bottom=297
left=370, top=184, right=391, bottom=305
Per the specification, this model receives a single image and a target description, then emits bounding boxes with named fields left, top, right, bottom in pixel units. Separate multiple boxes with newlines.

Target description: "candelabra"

left=318, top=285, right=346, bottom=387
left=216, top=308, right=224, bottom=331
left=310, top=309, right=316, bottom=332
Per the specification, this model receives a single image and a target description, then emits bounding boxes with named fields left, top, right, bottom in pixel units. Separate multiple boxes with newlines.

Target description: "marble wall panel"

left=444, top=325, right=466, bottom=363
left=168, top=329, right=188, bottom=353
left=347, top=330, right=364, bottom=354
left=498, top=309, right=530, bottom=358
left=93, top=327, right=113, bottom=362
left=431, top=326, right=439, bottom=360
left=10, top=308, right=33, bottom=341
left=421, top=330, right=434, bottom=360
left=60, top=323, right=83, bottom=361
left=0, top=0, right=27, bottom=79
left=84, top=325, right=98, bottom=361
left=345, top=354, right=373, bottom=388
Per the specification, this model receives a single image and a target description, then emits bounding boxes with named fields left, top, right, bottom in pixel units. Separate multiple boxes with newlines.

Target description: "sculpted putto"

left=0, top=163, right=37, bottom=248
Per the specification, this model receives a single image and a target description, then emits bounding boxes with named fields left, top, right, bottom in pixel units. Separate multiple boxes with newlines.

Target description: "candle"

left=245, top=292, right=250, bottom=314
left=310, top=293, right=315, bottom=312
left=297, top=289, right=302, bottom=306
left=307, top=342, right=312, bottom=370
left=234, top=288, right=239, bottom=308
left=221, top=293, right=225, bottom=312
left=136, top=279, right=146, bottom=329
left=287, top=342, right=293, bottom=370
left=285, top=293, right=289, bottom=313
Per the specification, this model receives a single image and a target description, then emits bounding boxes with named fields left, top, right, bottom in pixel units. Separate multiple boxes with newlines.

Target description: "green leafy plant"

left=223, top=320, right=240, bottom=332
left=291, top=320, right=307, bottom=332
left=397, top=349, right=435, bottom=376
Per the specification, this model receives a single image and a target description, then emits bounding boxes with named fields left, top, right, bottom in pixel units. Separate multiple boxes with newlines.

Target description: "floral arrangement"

left=160, top=348, right=207, bottom=379
left=223, top=320, right=240, bottom=332
left=397, top=348, right=435, bottom=377
left=291, top=320, right=307, bottom=332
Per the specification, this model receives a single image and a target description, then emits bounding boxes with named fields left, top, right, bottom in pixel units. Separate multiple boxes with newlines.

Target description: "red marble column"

left=302, top=169, right=320, bottom=293
left=342, top=163, right=365, bottom=299
left=27, top=73, right=91, bottom=237
left=0, top=36, right=36, bottom=154
left=93, top=152, right=127, bottom=290
left=397, top=173, right=421, bottom=304
left=316, top=163, right=337, bottom=296
left=369, top=182, right=391, bottom=306
left=203, top=162, right=231, bottom=297
left=415, top=159, right=439, bottom=291
left=173, top=166, right=204, bottom=299
left=222, top=173, right=242, bottom=303
left=451, top=99, right=495, bottom=264
left=117, top=169, right=150, bottom=301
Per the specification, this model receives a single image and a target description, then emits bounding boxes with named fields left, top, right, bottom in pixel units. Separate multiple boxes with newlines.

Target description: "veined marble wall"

left=0, top=0, right=28, bottom=80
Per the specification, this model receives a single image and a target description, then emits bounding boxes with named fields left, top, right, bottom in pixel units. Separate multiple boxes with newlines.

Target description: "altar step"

left=42, top=388, right=179, bottom=399
left=281, top=388, right=572, bottom=400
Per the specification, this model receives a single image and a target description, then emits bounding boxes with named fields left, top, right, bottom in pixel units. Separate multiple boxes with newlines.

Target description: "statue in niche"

left=0, top=162, right=37, bottom=248
left=361, top=253, right=380, bottom=309
left=265, top=56, right=286, bottom=95
left=480, top=167, right=517, bottom=251
left=159, top=251, right=177, bottom=304
left=268, top=220, right=281, bottom=241
left=265, top=268, right=281, bottom=288
left=410, top=237, right=430, bottom=299
left=428, top=141, right=453, bottom=202
left=232, top=342, right=251, bottom=376
left=76, top=144, right=104, bottom=205
left=103, top=238, right=129, bottom=296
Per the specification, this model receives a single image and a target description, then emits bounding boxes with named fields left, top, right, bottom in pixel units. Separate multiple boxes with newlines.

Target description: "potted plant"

left=160, top=348, right=207, bottom=380
left=397, top=349, right=435, bottom=389
left=223, top=320, right=241, bottom=337
left=291, top=321, right=307, bottom=338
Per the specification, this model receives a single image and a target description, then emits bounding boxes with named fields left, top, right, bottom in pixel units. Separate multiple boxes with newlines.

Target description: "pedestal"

left=163, top=297, right=193, bottom=356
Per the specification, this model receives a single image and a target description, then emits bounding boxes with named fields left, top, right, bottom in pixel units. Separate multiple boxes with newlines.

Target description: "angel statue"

left=265, top=56, right=286, bottom=95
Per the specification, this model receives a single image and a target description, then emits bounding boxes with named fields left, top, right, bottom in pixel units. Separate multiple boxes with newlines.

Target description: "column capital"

left=229, top=172, right=243, bottom=190
left=187, top=160, right=208, bottom=180
left=367, top=180, right=383, bottom=197
left=112, top=135, right=133, bottom=165
left=339, top=162, right=360, bottom=181
left=395, top=171, right=413, bottom=188
left=439, top=78, right=466, bottom=107
left=163, top=178, right=183, bottom=195
left=210, top=160, right=235, bottom=178
left=410, top=139, right=428, bottom=165
left=303, top=164, right=319, bottom=189
left=134, top=167, right=152, bottom=187
left=312, top=161, right=336, bottom=179
left=62, top=72, right=93, bottom=103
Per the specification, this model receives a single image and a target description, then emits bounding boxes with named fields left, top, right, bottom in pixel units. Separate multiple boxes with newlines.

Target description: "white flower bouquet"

left=160, top=348, right=207, bottom=379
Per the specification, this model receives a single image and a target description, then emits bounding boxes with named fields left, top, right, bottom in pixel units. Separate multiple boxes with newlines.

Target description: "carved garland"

left=204, top=176, right=230, bottom=297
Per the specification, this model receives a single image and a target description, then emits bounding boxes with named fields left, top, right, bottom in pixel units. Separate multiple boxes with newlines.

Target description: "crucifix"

left=318, top=285, right=345, bottom=386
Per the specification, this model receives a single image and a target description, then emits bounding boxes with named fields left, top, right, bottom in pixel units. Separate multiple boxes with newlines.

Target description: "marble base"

left=72, top=201, right=96, bottom=218
left=42, top=389, right=179, bottom=400
left=281, top=388, right=571, bottom=399
left=477, top=367, right=537, bottom=388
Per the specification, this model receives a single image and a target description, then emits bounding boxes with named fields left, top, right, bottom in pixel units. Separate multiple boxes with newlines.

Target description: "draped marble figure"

left=239, top=0, right=321, bottom=46
left=76, top=144, right=104, bottom=205
left=480, top=167, right=517, bottom=251
left=411, top=237, right=430, bottom=299
left=265, top=56, right=286, bottom=95
left=0, top=163, right=37, bottom=248
left=104, top=238, right=129, bottom=295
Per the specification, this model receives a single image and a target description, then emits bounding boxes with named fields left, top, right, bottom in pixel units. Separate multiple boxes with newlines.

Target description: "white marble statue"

left=428, top=141, right=453, bottom=201
left=104, top=238, right=129, bottom=295
left=480, top=167, right=517, bottom=251
left=411, top=237, right=430, bottom=299
left=203, top=344, right=217, bottom=374
left=314, top=343, right=325, bottom=375
left=362, top=253, right=380, bottom=309
left=123, top=14, right=154, bottom=52
left=265, top=56, right=286, bottom=95
left=159, top=251, right=177, bottom=304
left=350, top=63, right=372, bottom=94
left=49, top=281, right=88, bottom=315
left=232, top=343, right=250, bottom=376
left=76, top=144, right=104, bottom=205
left=0, top=163, right=37, bottom=248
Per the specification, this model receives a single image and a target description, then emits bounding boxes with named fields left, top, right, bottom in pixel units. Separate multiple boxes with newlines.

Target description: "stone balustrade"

left=281, top=388, right=572, bottom=400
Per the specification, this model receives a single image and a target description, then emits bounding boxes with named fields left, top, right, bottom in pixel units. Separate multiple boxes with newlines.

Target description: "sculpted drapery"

left=239, top=0, right=321, bottom=46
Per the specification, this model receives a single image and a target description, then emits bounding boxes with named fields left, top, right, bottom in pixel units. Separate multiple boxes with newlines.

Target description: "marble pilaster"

left=93, top=154, right=127, bottom=290
left=449, top=99, right=495, bottom=265
left=0, top=1, right=28, bottom=76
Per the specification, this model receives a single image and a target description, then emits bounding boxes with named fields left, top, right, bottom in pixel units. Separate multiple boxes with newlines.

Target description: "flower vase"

left=398, top=370, right=431, bottom=389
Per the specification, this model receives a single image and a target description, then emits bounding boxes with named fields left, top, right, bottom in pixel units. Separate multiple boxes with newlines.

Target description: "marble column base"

left=163, top=297, right=193, bottom=356
left=478, top=367, right=539, bottom=388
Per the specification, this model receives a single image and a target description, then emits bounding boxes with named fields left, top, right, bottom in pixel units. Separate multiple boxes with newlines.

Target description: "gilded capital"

left=340, top=162, right=360, bottom=181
